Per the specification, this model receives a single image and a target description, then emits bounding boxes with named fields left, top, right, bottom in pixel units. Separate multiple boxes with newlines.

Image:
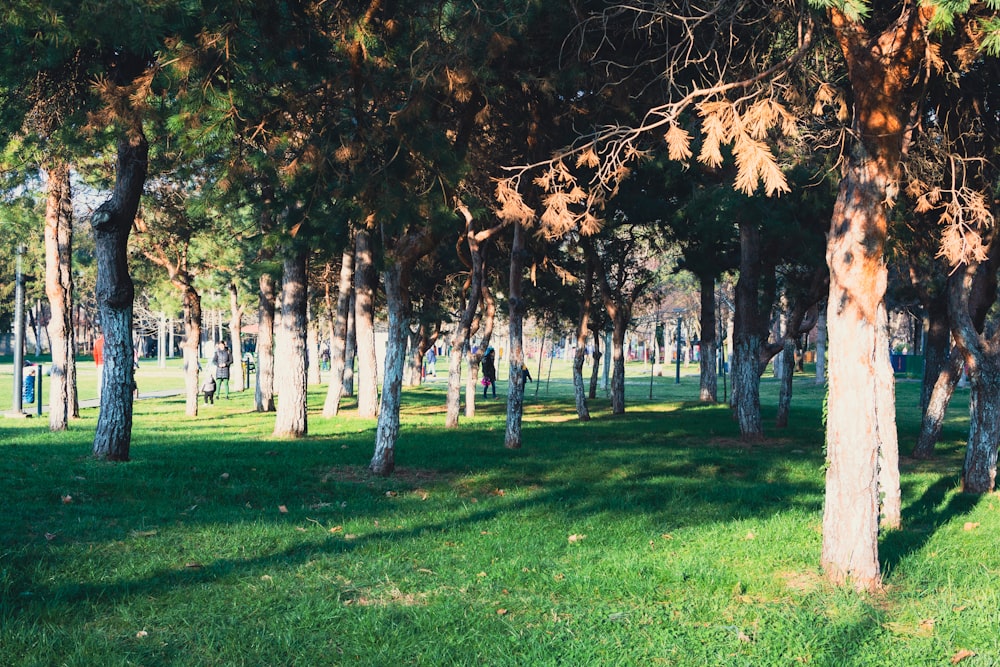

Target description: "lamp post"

left=674, top=309, right=683, bottom=384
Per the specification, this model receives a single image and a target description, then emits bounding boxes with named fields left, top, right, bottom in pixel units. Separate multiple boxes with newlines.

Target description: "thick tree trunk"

left=255, top=272, right=277, bottom=412
left=919, top=295, right=950, bottom=414
left=963, top=363, right=1000, bottom=493
left=589, top=328, right=602, bottom=399
left=732, top=222, right=764, bottom=441
left=370, top=264, right=408, bottom=476
left=504, top=221, right=527, bottom=449
left=698, top=272, right=718, bottom=403
left=323, top=250, right=353, bottom=418
left=354, top=229, right=379, bottom=418
left=44, top=162, right=76, bottom=431
left=821, top=2, right=929, bottom=593
left=273, top=249, right=308, bottom=437
left=91, top=129, right=147, bottom=462
left=775, top=339, right=795, bottom=428
left=181, top=287, right=202, bottom=417
left=229, top=283, right=245, bottom=392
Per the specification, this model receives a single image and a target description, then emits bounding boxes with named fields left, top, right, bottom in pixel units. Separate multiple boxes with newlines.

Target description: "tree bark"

left=698, top=271, right=718, bottom=403
left=343, top=293, right=356, bottom=397
left=814, top=300, right=827, bottom=384
left=572, top=258, right=593, bottom=421
left=820, top=5, right=931, bottom=591
left=370, top=264, right=408, bottom=476
left=180, top=286, right=202, bottom=417
left=272, top=248, right=308, bottom=437
left=354, top=228, right=379, bottom=418
left=255, top=271, right=277, bottom=412
left=775, top=339, right=795, bottom=428
left=91, top=128, right=147, bottom=462
left=44, top=161, right=77, bottom=431
left=504, top=221, right=527, bottom=449
left=609, top=311, right=628, bottom=415
left=913, top=348, right=963, bottom=459
left=732, top=221, right=765, bottom=441
left=588, top=327, right=602, bottom=400
left=307, top=302, right=321, bottom=386
left=229, top=282, right=245, bottom=392
left=323, top=249, right=354, bottom=418
left=466, top=286, right=496, bottom=418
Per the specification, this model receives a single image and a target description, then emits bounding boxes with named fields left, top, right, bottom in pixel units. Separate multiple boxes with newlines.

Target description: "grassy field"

left=1, top=358, right=995, bottom=666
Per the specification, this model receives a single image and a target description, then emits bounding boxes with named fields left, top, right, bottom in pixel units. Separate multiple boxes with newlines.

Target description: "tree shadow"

left=879, top=474, right=980, bottom=577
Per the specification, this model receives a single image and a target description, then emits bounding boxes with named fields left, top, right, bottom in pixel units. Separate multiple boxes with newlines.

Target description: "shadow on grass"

left=879, top=473, right=980, bottom=577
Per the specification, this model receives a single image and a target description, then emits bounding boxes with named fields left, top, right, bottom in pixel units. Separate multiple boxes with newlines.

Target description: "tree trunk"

left=919, top=294, right=950, bottom=414
left=273, top=248, right=308, bottom=437
left=370, top=264, right=408, bottom=476
left=323, top=249, right=353, bottom=418
left=466, top=287, right=496, bottom=418
left=912, top=349, right=962, bottom=459
left=775, top=338, right=795, bottom=428
left=589, top=328, right=602, bottom=399
left=255, top=271, right=277, bottom=412
left=962, top=361, right=1000, bottom=493
left=91, top=129, right=147, bottom=462
left=821, top=2, right=929, bottom=593
left=307, top=303, right=321, bottom=386
left=354, top=229, right=379, bottom=418
left=610, top=313, right=627, bottom=415
left=504, top=221, right=527, bottom=449
left=446, top=220, right=485, bottom=427
left=732, top=221, right=764, bottom=441
left=343, top=292, right=356, bottom=397
left=181, top=286, right=202, bottom=417
left=44, top=161, right=76, bottom=431
left=814, top=300, right=827, bottom=384
left=572, top=259, right=593, bottom=421
left=229, top=282, right=245, bottom=392
left=698, top=272, right=718, bottom=403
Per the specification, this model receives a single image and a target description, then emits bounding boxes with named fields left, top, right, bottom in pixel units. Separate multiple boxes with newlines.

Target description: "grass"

left=0, top=358, right=994, bottom=666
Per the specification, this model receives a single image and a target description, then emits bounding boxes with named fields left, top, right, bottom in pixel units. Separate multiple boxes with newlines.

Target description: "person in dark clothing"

left=201, top=369, right=217, bottom=404
left=520, top=363, right=533, bottom=388
left=481, top=346, right=497, bottom=398
left=212, top=341, right=233, bottom=398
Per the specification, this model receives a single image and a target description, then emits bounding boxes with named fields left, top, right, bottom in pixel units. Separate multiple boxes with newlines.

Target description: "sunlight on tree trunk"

left=323, top=249, right=353, bottom=418
left=44, top=162, right=76, bottom=431
left=273, top=249, right=308, bottom=438
left=256, top=272, right=276, bottom=413
left=354, top=229, right=379, bottom=419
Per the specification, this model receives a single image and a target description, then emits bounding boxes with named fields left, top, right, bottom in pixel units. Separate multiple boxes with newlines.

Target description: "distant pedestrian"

left=213, top=341, right=233, bottom=398
left=425, top=347, right=437, bottom=378
left=201, top=366, right=217, bottom=404
left=520, top=363, right=533, bottom=388
left=481, top=346, right=497, bottom=398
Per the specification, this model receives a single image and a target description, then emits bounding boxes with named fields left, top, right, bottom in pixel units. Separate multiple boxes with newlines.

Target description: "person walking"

left=212, top=341, right=233, bottom=398
left=481, top=346, right=497, bottom=398
left=201, top=365, right=217, bottom=404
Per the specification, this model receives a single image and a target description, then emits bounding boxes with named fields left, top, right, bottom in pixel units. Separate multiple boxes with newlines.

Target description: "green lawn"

left=0, top=359, right=992, bottom=666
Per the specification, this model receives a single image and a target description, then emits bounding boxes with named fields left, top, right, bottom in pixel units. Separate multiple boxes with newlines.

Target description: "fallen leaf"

left=185, top=562, right=203, bottom=569
left=568, top=534, right=587, bottom=544
left=61, top=495, right=73, bottom=504
left=737, top=631, right=752, bottom=643
left=295, top=527, right=306, bottom=532
left=136, top=630, right=148, bottom=638
left=951, top=649, right=976, bottom=664
left=744, top=531, right=755, bottom=541
left=220, top=473, right=229, bottom=480
left=477, top=572, right=488, bottom=578
left=385, top=491, right=398, bottom=497
left=278, top=505, right=288, bottom=514
left=260, top=575, right=273, bottom=582
left=963, top=522, right=979, bottom=531
left=953, top=605, right=967, bottom=612
left=130, top=530, right=158, bottom=538
left=44, top=532, right=58, bottom=541
left=496, top=608, right=508, bottom=615
left=493, top=488, right=505, bottom=496
left=329, top=525, right=344, bottom=534
left=661, top=534, right=673, bottom=540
